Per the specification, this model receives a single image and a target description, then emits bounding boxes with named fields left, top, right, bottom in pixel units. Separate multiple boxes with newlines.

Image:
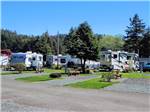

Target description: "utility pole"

left=57, top=31, right=59, bottom=69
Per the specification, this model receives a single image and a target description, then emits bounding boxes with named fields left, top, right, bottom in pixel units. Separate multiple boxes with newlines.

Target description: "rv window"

left=127, top=56, right=131, bottom=60
left=147, top=63, right=150, bottom=65
left=60, top=59, right=66, bottom=63
left=55, top=59, right=58, bottom=61
left=28, top=58, right=32, bottom=61
left=32, top=57, right=36, bottom=60
left=113, top=54, right=117, bottom=59
left=39, top=57, right=42, bottom=61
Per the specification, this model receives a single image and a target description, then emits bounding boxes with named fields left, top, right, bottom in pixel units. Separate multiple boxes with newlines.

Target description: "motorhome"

left=10, top=52, right=43, bottom=69
left=99, top=50, right=139, bottom=71
left=126, top=53, right=139, bottom=70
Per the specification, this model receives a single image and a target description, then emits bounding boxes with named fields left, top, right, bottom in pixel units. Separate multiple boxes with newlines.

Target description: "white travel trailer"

left=99, top=50, right=139, bottom=71
left=10, top=52, right=43, bottom=69
left=31, top=53, right=43, bottom=69
left=46, top=54, right=100, bottom=69
left=46, top=54, right=69, bottom=66
left=0, top=55, right=9, bottom=66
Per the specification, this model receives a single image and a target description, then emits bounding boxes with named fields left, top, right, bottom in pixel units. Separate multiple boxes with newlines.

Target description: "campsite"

left=1, top=1, right=150, bottom=112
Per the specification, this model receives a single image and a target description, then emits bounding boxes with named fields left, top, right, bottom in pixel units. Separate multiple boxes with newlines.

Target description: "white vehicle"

left=99, top=50, right=139, bottom=71
left=46, top=54, right=69, bottom=66
left=31, top=53, right=43, bottom=69
left=46, top=54, right=100, bottom=69
left=126, top=53, right=139, bottom=70
left=10, top=52, right=43, bottom=69
left=0, top=55, right=9, bottom=66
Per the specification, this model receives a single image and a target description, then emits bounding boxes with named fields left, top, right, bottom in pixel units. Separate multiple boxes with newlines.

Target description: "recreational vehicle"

left=46, top=54, right=100, bottom=69
left=0, top=49, right=12, bottom=66
left=0, top=55, right=9, bottom=66
left=99, top=50, right=139, bottom=71
left=10, top=52, right=43, bottom=69
left=99, top=50, right=128, bottom=71
left=126, top=53, right=139, bottom=70
left=46, top=54, right=69, bottom=66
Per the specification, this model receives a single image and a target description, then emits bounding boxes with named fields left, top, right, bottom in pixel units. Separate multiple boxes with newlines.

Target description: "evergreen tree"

left=140, top=27, right=150, bottom=57
left=66, top=22, right=99, bottom=73
left=124, top=14, right=145, bottom=53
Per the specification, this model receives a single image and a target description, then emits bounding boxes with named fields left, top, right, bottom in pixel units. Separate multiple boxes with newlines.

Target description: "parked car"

left=143, top=63, right=150, bottom=72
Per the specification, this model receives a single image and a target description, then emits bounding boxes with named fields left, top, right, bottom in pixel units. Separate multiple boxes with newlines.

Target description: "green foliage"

left=12, top=63, right=26, bottom=73
left=124, top=14, right=145, bottom=53
left=49, top=73, right=61, bottom=78
left=66, top=22, right=99, bottom=73
left=140, top=27, right=150, bottom=57
left=97, top=35, right=124, bottom=51
left=101, top=72, right=114, bottom=82
left=1, top=29, right=67, bottom=55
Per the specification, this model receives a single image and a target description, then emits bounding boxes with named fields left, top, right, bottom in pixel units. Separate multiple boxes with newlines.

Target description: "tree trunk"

left=82, top=59, right=86, bottom=73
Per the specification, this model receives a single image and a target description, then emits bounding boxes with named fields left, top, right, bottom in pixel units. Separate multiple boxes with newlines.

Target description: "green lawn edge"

left=66, top=78, right=118, bottom=89
left=15, top=75, right=63, bottom=82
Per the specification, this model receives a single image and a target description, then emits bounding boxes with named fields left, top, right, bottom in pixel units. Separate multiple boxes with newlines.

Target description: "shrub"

left=101, top=72, right=114, bottom=82
left=12, top=63, right=26, bottom=73
left=49, top=73, right=61, bottom=78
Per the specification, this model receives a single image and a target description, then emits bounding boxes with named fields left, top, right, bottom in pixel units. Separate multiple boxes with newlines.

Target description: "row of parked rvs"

left=0, top=50, right=150, bottom=71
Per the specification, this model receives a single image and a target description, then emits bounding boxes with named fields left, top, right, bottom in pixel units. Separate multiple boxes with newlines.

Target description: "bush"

left=12, top=63, right=26, bottom=73
left=101, top=72, right=114, bottom=82
left=49, top=73, right=61, bottom=78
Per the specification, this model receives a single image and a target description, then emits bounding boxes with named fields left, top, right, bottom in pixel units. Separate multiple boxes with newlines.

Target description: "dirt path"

left=1, top=76, right=150, bottom=112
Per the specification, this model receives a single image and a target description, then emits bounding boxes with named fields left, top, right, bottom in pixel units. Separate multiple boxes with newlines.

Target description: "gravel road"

left=2, top=74, right=150, bottom=112
left=104, top=78, right=150, bottom=94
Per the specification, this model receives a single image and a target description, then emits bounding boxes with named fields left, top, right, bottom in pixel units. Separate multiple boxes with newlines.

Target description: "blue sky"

left=1, top=1, right=149, bottom=36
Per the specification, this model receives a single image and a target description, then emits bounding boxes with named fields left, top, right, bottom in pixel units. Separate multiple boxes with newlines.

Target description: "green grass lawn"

left=1, top=71, right=19, bottom=75
left=1, top=68, right=65, bottom=75
left=91, top=71, right=150, bottom=79
left=66, top=78, right=118, bottom=89
left=16, top=75, right=62, bottom=82
left=122, top=72, right=150, bottom=79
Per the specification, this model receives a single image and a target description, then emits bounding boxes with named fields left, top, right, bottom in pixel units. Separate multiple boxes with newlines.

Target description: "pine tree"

left=124, top=14, right=145, bottom=53
left=140, top=27, right=150, bottom=57
left=66, top=22, right=99, bottom=73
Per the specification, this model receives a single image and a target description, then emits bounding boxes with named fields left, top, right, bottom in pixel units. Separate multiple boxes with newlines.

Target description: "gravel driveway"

left=104, top=78, right=150, bottom=94
left=1, top=73, right=150, bottom=112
